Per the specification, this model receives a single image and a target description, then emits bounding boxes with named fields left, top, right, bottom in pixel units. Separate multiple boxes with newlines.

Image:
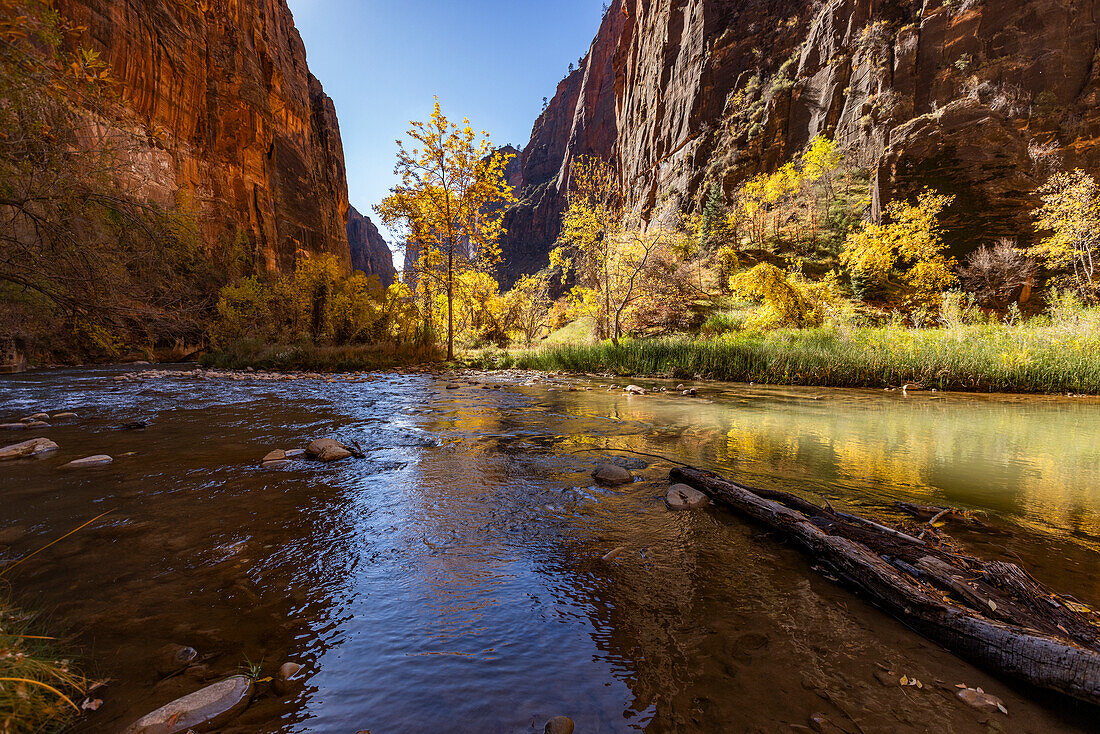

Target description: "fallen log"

left=669, top=466, right=1100, bottom=706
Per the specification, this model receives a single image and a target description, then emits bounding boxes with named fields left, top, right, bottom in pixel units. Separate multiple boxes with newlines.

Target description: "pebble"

left=592, top=463, right=633, bottom=486
left=155, top=644, right=199, bottom=675
left=0, top=438, right=59, bottom=461
left=665, top=484, right=709, bottom=510
left=545, top=716, right=574, bottom=734
left=957, top=687, right=1007, bottom=714
left=61, top=455, right=113, bottom=469
left=123, top=675, right=252, bottom=734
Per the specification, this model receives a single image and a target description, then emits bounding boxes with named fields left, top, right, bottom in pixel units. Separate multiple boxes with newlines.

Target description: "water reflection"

left=0, top=369, right=1097, bottom=732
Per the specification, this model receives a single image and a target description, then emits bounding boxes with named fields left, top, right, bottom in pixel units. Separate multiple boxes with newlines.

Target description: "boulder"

left=665, top=484, right=709, bottom=510
left=262, top=449, right=287, bottom=463
left=593, top=463, right=633, bottom=486
left=545, top=716, right=575, bottom=734
left=61, top=455, right=113, bottom=469
left=0, top=438, right=59, bottom=461
left=306, top=438, right=342, bottom=457
left=123, top=675, right=253, bottom=734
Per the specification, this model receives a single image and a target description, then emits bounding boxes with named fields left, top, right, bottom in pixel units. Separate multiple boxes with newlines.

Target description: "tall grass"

left=200, top=338, right=440, bottom=371
left=474, top=318, right=1100, bottom=394
left=0, top=601, right=86, bottom=733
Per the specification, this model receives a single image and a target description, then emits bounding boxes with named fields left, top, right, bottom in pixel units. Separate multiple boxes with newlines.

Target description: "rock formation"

left=503, top=0, right=1100, bottom=277
left=347, top=206, right=397, bottom=287
left=54, top=0, right=351, bottom=273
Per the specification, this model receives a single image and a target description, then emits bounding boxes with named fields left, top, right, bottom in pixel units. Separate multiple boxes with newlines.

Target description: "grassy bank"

left=199, top=339, right=439, bottom=372
left=470, top=320, right=1100, bottom=394
left=0, top=600, right=86, bottom=733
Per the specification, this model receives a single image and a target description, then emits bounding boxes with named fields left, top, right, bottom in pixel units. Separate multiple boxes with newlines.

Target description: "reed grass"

left=472, top=319, right=1100, bottom=394
left=200, top=338, right=440, bottom=372
left=0, top=602, right=86, bottom=733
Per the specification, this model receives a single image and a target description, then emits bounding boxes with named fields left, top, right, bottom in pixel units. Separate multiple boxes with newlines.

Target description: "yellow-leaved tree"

left=551, top=156, right=669, bottom=343
left=376, top=99, right=516, bottom=359
left=841, top=188, right=958, bottom=309
left=1031, top=168, right=1099, bottom=296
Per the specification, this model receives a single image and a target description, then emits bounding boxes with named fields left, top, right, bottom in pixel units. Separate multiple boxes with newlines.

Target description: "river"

left=1, top=365, right=1098, bottom=733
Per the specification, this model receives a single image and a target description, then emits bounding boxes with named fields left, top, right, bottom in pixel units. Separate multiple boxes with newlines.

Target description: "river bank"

left=468, top=321, right=1100, bottom=395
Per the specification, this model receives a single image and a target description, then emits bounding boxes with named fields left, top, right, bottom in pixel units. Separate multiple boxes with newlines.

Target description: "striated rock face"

left=54, top=0, right=351, bottom=273
left=347, top=206, right=396, bottom=287
left=504, top=0, right=1100, bottom=276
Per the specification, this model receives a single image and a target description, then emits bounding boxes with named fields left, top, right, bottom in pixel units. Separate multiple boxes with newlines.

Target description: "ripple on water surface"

left=0, top=366, right=1098, bottom=732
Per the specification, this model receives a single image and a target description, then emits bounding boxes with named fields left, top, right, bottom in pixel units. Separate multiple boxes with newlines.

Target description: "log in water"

left=670, top=466, right=1100, bottom=706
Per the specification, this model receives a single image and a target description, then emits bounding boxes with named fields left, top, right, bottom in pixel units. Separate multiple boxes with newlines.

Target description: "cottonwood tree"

left=505, top=272, right=551, bottom=345
left=1031, top=169, right=1099, bottom=297
left=842, top=188, right=958, bottom=310
left=376, top=100, right=515, bottom=359
left=551, top=156, right=670, bottom=344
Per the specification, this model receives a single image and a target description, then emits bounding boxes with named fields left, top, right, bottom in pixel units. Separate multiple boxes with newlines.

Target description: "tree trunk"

left=669, top=466, right=1100, bottom=706
left=446, top=243, right=454, bottom=361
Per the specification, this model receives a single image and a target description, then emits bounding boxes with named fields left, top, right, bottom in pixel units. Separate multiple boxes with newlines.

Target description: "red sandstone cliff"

left=347, top=206, right=396, bottom=287
left=505, top=0, right=1100, bottom=275
left=54, top=0, right=351, bottom=272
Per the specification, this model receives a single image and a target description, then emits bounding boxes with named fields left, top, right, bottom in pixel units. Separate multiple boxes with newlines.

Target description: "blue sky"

left=286, top=0, right=607, bottom=249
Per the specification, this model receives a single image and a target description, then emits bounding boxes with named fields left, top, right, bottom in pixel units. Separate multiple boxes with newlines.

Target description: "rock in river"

left=155, top=644, right=198, bottom=675
left=665, top=484, right=709, bottom=510
left=0, top=438, right=59, bottom=461
left=262, top=449, right=287, bottom=463
left=624, top=385, right=646, bottom=395
left=61, top=455, right=113, bottom=469
left=593, top=463, right=633, bottom=486
left=545, top=716, right=575, bottom=734
left=273, top=661, right=305, bottom=695
left=123, top=675, right=252, bottom=733
left=307, top=438, right=353, bottom=463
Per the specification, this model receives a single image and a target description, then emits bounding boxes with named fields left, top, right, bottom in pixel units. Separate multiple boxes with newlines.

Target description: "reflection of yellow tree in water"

left=574, top=387, right=1100, bottom=544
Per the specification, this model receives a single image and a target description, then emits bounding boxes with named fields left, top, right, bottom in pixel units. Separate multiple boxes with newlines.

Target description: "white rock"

left=665, top=484, right=709, bottom=510
left=62, top=455, right=113, bottom=469
left=624, top=385, right=646, bottom=395
left=0, top=438, right=59, bottom=461
left=123, top=675, right=253, bottom=734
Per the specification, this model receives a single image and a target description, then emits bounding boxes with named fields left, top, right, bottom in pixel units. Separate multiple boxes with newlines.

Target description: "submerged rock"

left=155, top=644, right=199, bottom=675
left=273, top=661, right=305, bottom=695
left=61, top=455, right=113, bottom=469
left=123, top=675, right=252, bottom=733
left=665, top=484, right=709, bottom=510
left=0, top=423, right=26, bottom=430
left=593, top=463, right=633, bottom=486
left=24, top=421, right=50, bottom=429
left=545, top=716, right=575, bottom=734
left=601, top=547, right=625, bottom=562
left=262, top=460, right=291, bottom=469
left=0, top=438, right=59, bottom=461
left=52, top=412, right=78, bottom=420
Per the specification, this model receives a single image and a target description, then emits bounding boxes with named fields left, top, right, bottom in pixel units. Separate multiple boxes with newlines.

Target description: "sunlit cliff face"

left=54, top=0, right=352, bottom=273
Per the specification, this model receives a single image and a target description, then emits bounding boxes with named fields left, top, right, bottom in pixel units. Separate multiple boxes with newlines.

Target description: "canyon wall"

left=503, top=0, right=1100, bottom=277
left=55, top=0, right=351, bottom=273
left=347, top=206, right=396, bottom=287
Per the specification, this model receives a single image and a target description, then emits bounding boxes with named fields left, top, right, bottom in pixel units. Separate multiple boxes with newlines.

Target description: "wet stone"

left=307, top=438, right=344, bottom=457
left=593, top=463, right=633, bottom=486
left=62, top=455, right=113, bottom=469
left=262, top=449, right=287, bottom=463
left=317, top=445, right=353, bottom=462
left=545, top=716, right=575, bottom=734
left=0, top=423, right=26, bottom=430
left=0, top=438, right=59, bottom=461
left=273, top=661, right=304, bottom=695
left=263, top=460, right=291, bottom=469
left=123, top=675, right=252, bottom=734
left=155, top=644, right=198, bottom=675
left=24, top=421, right=50, bottom=429
left=52, top=412, right=78, bottom=420
left=284, top=448, right=307, bottom=459
left=624, top=385, right=646, bottom=395
left=957, top=687, right=1007, bottom=714
left=665, top=484, right=709, bottom=510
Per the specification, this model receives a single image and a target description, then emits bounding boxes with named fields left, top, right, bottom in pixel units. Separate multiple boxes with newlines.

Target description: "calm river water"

left=1, top=366, right=1099, bottom=733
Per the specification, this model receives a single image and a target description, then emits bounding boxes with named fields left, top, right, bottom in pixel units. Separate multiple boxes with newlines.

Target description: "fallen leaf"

left=899, top=676, right=909, bottom=686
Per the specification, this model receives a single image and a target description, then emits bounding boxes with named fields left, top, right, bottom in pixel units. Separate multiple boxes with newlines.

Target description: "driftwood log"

left=669, top=466, right=1100, bottom=706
